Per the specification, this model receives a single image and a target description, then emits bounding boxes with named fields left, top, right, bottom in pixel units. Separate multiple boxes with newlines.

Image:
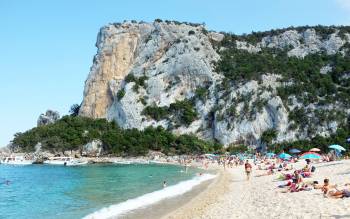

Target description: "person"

left=322, top=181, right=350, bottom=198
left=327, top=188, right=350, bottom=198
left=244, top=160, right=252, bottom=180
left=314, top=178, right=336, bottom=196
left=163, top=181, right=167, bottom=188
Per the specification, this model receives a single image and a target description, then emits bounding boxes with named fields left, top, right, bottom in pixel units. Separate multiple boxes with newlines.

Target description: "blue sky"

left=0, top=0, right=349, bottom=146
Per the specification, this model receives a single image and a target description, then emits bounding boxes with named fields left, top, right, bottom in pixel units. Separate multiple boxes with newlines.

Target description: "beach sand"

left=163, top=160, right=350, bottom=219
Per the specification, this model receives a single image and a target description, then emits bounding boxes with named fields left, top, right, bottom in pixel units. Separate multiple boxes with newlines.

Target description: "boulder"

left=37, top=110, right=60, bottom=126
left=82, top=139, right=103, bottom=157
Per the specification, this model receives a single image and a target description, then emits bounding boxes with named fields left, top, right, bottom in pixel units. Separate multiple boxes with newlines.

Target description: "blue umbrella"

left=329, top=144, right=346, bottom=151
left=300, top=152, right=321, bottom=159
left=289, top=148, right=301, bottom=154
left=279, top=153, right=292, bottom=160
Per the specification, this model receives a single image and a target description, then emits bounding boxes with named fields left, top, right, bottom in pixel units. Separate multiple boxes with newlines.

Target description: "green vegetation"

left=169, top=99, right=198, bottom=126
left=11, top=116, right=222, bottom=156
left=117, top=89, right=125, bottom=101
left=225, top=144, right=247, bottom=154
left=125, top=73, right=148, bottom=93
left=214, top=27, right=350, bottom=131
left=142, top=105, right=168, bottom=121
left=261, top=129, right=277, bottom=145
left=215, top=29, right=350, bottom=109
left=194, top=87, right=209, bottom=102
left=217, top=25, right=346, bottom=46
left=69, top=104, right=80, bottom=117
left=142, top=99, right=198, bottom=126
left=188, top=30, right=195, bottom=35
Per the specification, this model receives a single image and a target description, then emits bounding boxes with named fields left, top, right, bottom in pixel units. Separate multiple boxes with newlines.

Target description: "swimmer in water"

left=2, top=180, right=10, bottom=185
left=163, top=181, right=167, bottom=188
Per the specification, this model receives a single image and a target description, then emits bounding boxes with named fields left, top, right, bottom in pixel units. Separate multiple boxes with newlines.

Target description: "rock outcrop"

left=82, top=139, right=103, bottom=157
left=37, top=110, right=60, bottom=126
left=79, top=21, right=350, bottom=147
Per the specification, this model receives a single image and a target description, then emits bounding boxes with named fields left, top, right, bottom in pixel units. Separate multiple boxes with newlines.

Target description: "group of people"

left=243, top=154, right=350, bottom=199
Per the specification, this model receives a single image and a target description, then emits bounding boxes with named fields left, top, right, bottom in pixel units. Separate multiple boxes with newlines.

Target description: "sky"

left=0, top=0, right=350, bottom=147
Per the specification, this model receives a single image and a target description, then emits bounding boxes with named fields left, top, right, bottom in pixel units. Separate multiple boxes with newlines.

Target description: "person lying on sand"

left=326, top=188, right=350, bottom=198
left=280, top=178, right=311, bottom=193
left=320, top=183, right=350, bottom=198
left=314, top=178, right=337, bottom=195
left=256, top=169, right=274, bottom=177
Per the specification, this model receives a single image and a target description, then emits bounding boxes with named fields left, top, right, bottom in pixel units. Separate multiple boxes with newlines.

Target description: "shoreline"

left=161, top=169, right=229, bottom=219
left=83, top=170, right=219, bottom=219
left=119, top=172, right=219, bottom=219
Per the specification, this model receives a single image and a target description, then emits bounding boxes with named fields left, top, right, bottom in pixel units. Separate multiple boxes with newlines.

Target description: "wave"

left=83, top=173, right=216, bottom=219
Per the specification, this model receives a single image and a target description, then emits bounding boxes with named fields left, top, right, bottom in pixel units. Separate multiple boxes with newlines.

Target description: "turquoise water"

left=0, top=164, right=200, bottom=219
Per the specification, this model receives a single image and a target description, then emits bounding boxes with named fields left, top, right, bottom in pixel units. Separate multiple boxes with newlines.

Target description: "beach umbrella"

left=289, top=148, right=301, bottom=154
left=329, top=144, right=346, bottom=151
left=278, top=153, right=292, bottom=160
left=299, top=152, right=321, bottom=159
left=309, top=148, right=321, bottom=152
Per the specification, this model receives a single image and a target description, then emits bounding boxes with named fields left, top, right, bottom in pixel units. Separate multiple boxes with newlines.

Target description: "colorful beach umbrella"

left=329, top=144, right=346, bottom=151
left=309, top=148, right=321, bottom=152
left=278, top=153, right=292, bottom=160
left=300, top=152, right=321, bottom=159
left=289, top=148, right=301, bottom=154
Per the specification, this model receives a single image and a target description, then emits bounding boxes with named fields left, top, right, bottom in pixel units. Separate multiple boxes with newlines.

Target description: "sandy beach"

left=164, top=159, right=350, bottom=219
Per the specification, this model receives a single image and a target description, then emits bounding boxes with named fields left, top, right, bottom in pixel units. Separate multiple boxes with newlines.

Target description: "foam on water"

left=83, top=173, right=216, bottom=219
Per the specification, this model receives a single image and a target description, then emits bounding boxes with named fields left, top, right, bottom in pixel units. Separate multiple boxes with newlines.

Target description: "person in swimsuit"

left=245, top=160, right=252, bottom=180
left=314, top=178, right=336, bottom=196
left=325, top=183, right=350, bottom=198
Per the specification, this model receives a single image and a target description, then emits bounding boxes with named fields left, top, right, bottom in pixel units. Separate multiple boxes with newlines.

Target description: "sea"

left=0, top=164, right=215, bottom=219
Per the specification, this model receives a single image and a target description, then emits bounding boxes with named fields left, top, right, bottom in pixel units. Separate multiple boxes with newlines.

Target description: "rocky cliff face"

left=37, top=110, right=60, bottom=126
left=80, top=21, right=350, bottom=147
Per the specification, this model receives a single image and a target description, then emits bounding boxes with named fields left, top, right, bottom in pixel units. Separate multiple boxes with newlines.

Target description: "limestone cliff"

left=80, top=21, right=350, bottom=147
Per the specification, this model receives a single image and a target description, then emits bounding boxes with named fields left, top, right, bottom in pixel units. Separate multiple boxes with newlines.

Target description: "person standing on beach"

left=245, top=160, right=252, bottom=180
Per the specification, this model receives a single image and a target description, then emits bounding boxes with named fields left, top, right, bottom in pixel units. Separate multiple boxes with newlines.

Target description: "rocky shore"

left=0, top=146, right=198, bottom=166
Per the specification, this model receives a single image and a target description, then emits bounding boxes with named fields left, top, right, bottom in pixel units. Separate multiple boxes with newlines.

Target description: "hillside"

left=77, top=20, right=349, bottom=148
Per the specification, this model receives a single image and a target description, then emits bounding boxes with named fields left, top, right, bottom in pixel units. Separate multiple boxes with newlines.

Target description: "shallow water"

left=0, top=164, right=200, bottom=219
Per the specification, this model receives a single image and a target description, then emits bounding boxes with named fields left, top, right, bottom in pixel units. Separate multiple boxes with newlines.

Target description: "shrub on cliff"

left=117, top=89, right=125, bottom=100
left=142, top=99, right=198, bottom=126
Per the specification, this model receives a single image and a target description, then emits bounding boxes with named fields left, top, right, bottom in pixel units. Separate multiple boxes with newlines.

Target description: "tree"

left=261, top=129, right=277, bottom=149
left=69, top=104, right=80, bottom=116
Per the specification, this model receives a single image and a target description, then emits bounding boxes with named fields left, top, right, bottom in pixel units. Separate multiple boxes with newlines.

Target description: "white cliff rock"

left=79, top=22, right=350, bottom=147
left=320, top=64, right=333, bottom=74
left=237, top=28, right=349, bottom=58
left=82, top=139, right=103, bottom=157
left=37, top=110, right=60, bottom=126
